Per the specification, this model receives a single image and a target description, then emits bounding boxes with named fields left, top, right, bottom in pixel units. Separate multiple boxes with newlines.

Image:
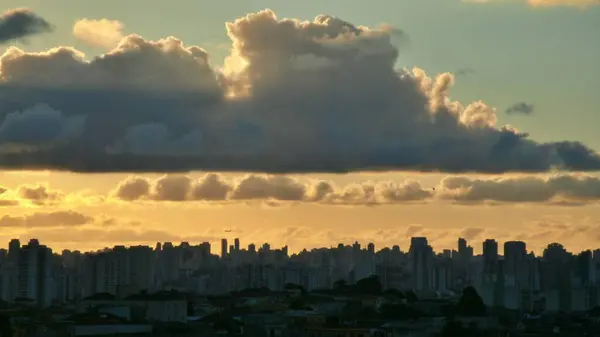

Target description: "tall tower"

left=221, top=238, right=228, bottom=258
left=18, top=239, right=53, bottom=307
left=504, top=241, right=527, bottom=285
left=483, top=239, right=499, bottom=274
left=409, top=237, right=432, bottom=292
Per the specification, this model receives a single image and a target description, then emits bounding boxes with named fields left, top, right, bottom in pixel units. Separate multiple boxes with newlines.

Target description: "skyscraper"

left=409, top=237, right=432, bottom=292
left=504, top=241, right=527, bottom=287
left=367, top=243, right=375, bottom=255
left=17, top=239, right=53, bottom=307
left=483, top=239, right=499, bottom=274
left=221, top=239, right=228, bottom=257
left=458, top=238, right=467, bottom=253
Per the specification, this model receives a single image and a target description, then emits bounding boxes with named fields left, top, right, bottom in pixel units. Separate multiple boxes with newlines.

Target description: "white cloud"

left=73, top=18, right=124, bottom=49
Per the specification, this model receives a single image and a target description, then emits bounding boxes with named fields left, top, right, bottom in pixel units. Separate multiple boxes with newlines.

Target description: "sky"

left=0, top=0, right=599, bottom=255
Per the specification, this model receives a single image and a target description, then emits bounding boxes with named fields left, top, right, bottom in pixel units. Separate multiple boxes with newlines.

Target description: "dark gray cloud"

left=0, top=8, right=52, bottom=44
left=0, top=10, right=598, bottom=173
left=506, top=102, right=535, bottom=115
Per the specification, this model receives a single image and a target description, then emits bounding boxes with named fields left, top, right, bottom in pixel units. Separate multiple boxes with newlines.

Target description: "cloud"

left=0, top=8, right=52, bottom=44
left=112, top=173, right=433, bottom=205
left=73, top=18, right=125, bottom=49
left=0, top=185, right=19, bottom=206
left=20, top=227, right=218, bottom=245
left=0, top=182, right=102, bottom=207
left=0, top=199, right=19, bottom=207
left=506, top=102, right=535, bottom=115
left=459, top=227, right=485, bottom=240
left=17, top=184, right=64, bottom=205
left=0, top=104, right=85, bottom=149
left=464, top=0, right=599, bottom=7
left=0, top=10, right=598, bottom=173
left=5, top=172, right=600, bottom=207
left=438, top=174, right=600, bottom=203
left=0, top=210, right=94, bottom=228
left=112, top=173, right=600, bottom=206
left=455, top=68, right=476, bottom=76
left=405, top=225, right=424, bottom=237
left=528, top=0, right=599, bottom=7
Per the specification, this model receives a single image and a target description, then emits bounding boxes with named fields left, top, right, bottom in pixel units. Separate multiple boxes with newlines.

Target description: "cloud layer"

left=3, top=173, right=600, bottom=206
left=110, top=173, right=600, bottom=206
left=0, top=10, right=599, bottom=173
left=0, top=8, right=52, bottom=44
left=113, top=174, right=433, bottom=205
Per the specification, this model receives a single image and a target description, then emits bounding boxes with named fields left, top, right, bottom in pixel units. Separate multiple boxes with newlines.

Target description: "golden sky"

left=1, top=171, right=599, bottom=256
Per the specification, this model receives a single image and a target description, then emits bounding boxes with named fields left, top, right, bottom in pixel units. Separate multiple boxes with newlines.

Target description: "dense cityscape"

left=1, top=236, right=600, bottom=336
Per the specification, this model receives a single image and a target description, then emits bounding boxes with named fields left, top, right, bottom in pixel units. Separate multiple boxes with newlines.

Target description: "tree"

left=405, top=290, right=418, bottom=304
left=380, top=303, right=423, bottom=321
left=355, top=275, right=382, bottom=295
left=289, top=298, right=312, bottom=310
left=456, top=286, right=487, bottom=317
left=589, top=306, right=600, bottom=317
left=383, top=288, right=405, bottom=299
left=284, top=283, right=307, bottom=294
left=333, top=279, right=348, bottom=292
left=441, top=303, right=457, bottom=319
left=440, top=319, right=465, bottom=337
left=187, top=300, right=194, bottom=316
left=0, top=314, right=13, bottom=337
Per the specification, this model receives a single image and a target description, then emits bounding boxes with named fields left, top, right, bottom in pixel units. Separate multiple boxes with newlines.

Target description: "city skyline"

left=1, top=2, right=599, bottom=261
left=1, top=234, right=597, bottom=258
left=2, top=234, right=598, bottom=314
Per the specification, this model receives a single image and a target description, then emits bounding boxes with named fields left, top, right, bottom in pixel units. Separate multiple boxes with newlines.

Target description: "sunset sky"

left=0, top=0, right=599, bottom=255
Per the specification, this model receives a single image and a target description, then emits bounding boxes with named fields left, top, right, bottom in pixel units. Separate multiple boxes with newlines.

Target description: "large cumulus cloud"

left=0, top=10, right=599, bottom=173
